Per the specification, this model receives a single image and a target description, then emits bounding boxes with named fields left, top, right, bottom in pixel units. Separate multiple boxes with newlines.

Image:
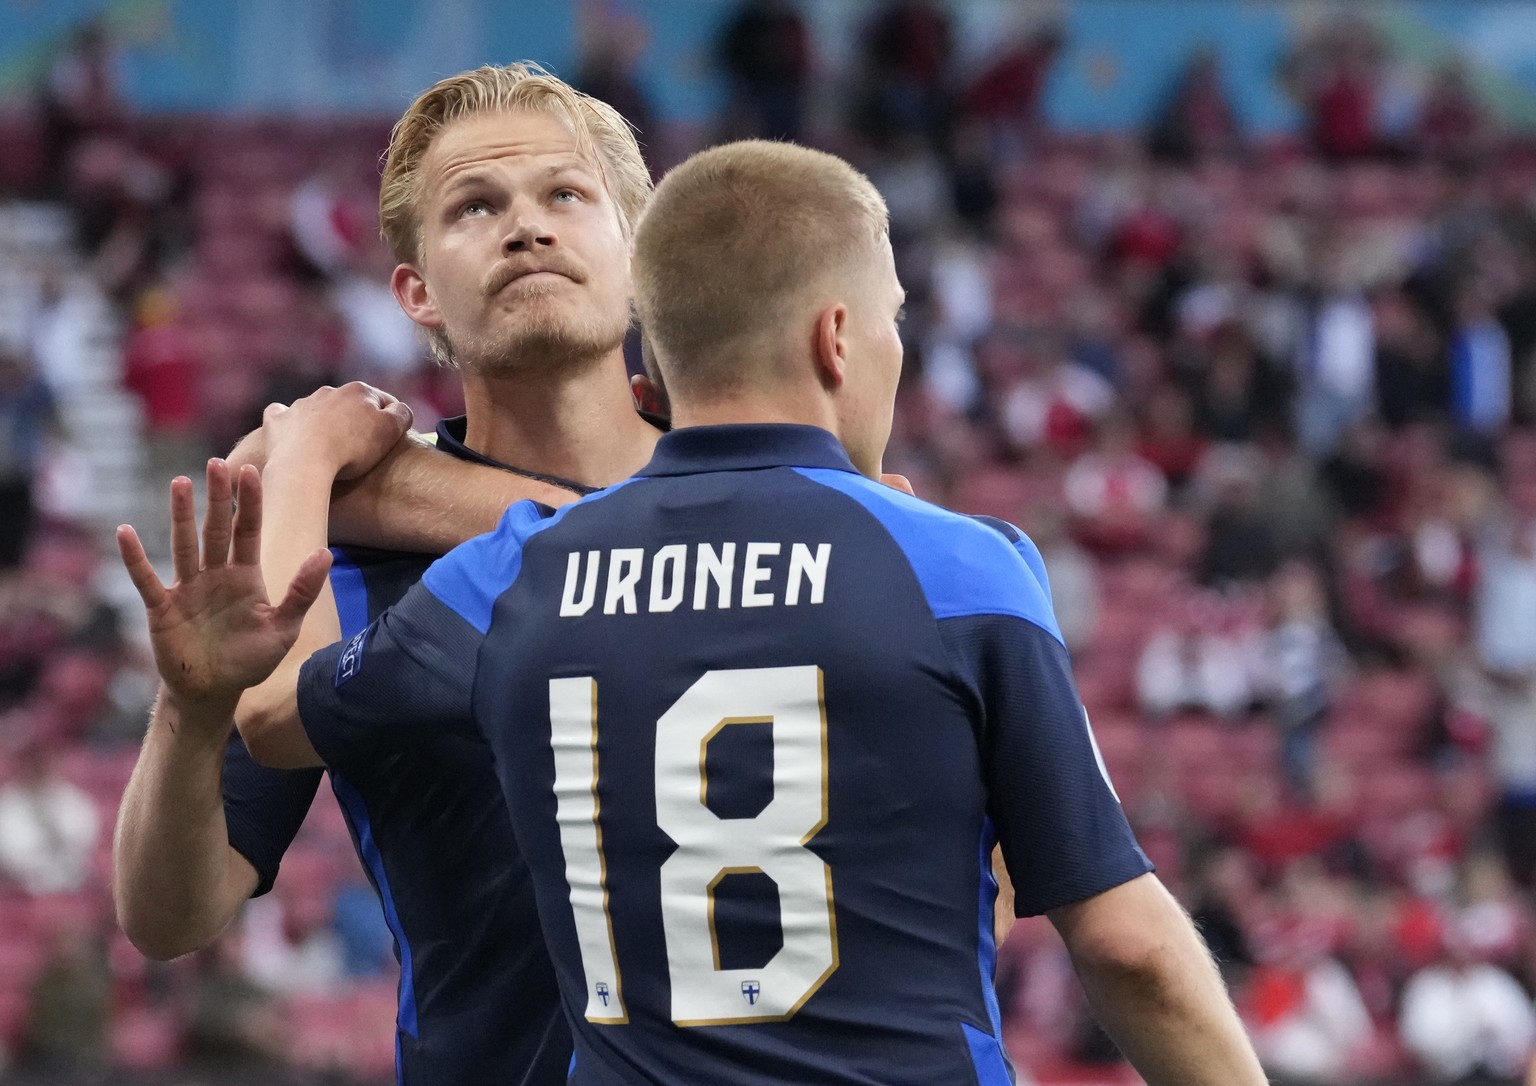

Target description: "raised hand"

left=117, top=459, right=332, bottom=715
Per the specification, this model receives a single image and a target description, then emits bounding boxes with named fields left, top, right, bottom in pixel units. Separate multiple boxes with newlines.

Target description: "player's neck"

left=459, top=352, right=659, bottom=489
left=669, top=387, right=836, bottom=436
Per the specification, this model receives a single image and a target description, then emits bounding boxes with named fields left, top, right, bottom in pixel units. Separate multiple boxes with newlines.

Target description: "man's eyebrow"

left=543, top=159, right=599, bottom=180
left=436, top=169, right=495, bottom=200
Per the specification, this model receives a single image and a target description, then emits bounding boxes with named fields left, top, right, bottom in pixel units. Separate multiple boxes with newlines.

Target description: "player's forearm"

left=1053, top=875, right=1266, bottom=1086
left=328, top=434, right=576, bottom=552
left=114, top=692, right=257, bottom=959
left=234, top=451, right=336, bottom=768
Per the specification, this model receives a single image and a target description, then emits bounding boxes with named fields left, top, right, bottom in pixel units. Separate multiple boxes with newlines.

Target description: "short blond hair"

left=379, top=62, right=651, bottom=265
left=634, top=140, right=888, bottom=397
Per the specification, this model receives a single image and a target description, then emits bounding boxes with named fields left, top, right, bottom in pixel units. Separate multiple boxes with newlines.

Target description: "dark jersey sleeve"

left=939, top=521, right=1151, bottom=917
left=296, top=580, right=484, bottom=773
left=221, top=732, right=323, bottom=897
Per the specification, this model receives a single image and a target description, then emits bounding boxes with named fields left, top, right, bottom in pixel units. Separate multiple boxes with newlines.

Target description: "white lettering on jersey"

left=560, top=550, right=602, bottom=617
left=603, top=549, right=645, bottom=615
left=558, top=543, right=834, bottom=616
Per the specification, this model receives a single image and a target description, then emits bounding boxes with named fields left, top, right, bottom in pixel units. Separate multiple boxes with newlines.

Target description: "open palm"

left=118, top=459, right=332, bottom=709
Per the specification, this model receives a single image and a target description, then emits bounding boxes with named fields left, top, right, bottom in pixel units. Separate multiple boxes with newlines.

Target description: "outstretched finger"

left=116, top=524, right=168, bottom=613
left=202, top=459, right=234, bottom=568
left=168, top=476, right=200, bottom=584
left=272, top=547, right=333, bottom=629
left=231, top=464, right=264, bottom=567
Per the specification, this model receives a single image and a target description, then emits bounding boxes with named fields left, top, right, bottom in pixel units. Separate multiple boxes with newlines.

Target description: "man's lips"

left=485, top=265, right=578, bottom=295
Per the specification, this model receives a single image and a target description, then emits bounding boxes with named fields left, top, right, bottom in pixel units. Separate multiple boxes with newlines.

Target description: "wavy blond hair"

left=379, top=62, right=650, bottom=265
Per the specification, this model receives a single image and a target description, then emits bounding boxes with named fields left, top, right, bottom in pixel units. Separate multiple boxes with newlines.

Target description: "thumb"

left=880, top=473, right=915, bottom=496
left=273, top=547, right=334, bottom=628
left=386, top=400, right=414, bottom=432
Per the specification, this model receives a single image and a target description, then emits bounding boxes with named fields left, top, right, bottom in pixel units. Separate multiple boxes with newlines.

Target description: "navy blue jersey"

left=299, top=424, right=1151, bottom=1086
left=223, top=417, right=587, bottom=1086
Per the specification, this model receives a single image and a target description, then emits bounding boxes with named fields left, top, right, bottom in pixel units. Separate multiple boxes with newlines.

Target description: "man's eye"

left=460, top=200, right=491, bottom=217
left=553, top=189, right=581, bottom=203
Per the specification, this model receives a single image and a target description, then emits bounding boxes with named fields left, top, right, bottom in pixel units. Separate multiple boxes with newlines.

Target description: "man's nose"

left=502, top=205, right=556, bottom=254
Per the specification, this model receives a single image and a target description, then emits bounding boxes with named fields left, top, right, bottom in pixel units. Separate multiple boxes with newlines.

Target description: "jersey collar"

left=637, top=423, right=859, bottom=478
left=433, top=415, right=606, bottom=497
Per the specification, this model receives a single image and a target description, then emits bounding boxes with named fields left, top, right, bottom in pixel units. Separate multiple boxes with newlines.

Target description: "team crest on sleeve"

left=741, top=980, right=761, bottom=1006
left=335, top=626, right=372, bottom=687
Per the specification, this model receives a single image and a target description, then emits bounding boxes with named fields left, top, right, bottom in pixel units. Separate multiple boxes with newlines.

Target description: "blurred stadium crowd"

left=0, top=4, right=1534, bottom=1084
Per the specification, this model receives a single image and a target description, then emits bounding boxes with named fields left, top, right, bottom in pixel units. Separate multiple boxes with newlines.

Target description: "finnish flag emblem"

left=741, top=980, right=761, bottom=1006
left=595, top=982, right=610, bottom=1007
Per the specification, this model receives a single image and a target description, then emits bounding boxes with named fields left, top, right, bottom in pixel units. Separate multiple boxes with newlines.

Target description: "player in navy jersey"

left=120, top=142, right=1266, bottom=1084
left=112, top=64, right=665, bottom=1085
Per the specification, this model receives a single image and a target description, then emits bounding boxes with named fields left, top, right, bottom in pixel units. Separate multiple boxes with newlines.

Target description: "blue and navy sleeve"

left=297, top=579, right=484, bottom=771
left=943, top=522, right=1151, bottom=917
left=295, top=501, right=549, bottom=772
left=222, top=733, right=322, bottom=897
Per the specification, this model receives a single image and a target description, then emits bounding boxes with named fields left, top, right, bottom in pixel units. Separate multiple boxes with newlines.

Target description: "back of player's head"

left=633, top=140, right=889, bottom=399
left=379, top=62, right=652, bottom=264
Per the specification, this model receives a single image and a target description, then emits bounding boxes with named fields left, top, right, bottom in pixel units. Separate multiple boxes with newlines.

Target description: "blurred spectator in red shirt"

left=1282, top=18, right=1387, bottom=162
left=963, top=25, right=1063, bottom=148
left=1416, top=60, right=1496, bottom=167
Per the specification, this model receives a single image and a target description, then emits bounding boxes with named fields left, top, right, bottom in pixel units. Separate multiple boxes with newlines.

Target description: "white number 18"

left=548, top=666, right=839, bottom=1026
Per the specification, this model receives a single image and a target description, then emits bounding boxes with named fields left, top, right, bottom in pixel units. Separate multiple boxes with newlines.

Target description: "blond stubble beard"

left=436, top=290, right=631, bottom=378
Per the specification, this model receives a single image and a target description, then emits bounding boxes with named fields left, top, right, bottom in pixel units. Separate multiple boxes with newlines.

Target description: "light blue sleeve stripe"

left=975, top=818, right=1005, bottom=1043
left=962, top=1021, right=1014, bottom=1086
left=328, top=548, right=371, bottom=640
left=422, top=482, right=638, bottom=635
left=330, top=774, right=418, bottom=1047
left=790, top=468, right=1063, bottom=642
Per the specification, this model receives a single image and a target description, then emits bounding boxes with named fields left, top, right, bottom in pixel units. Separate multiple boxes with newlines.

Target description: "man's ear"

left=630, top=373, right=669, bottom=418
left=391, top=263, right=443, bottom=330
left=813, top=302, right=849, bottom=391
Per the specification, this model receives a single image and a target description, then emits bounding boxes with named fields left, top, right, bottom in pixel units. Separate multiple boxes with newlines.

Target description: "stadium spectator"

left=18, top=924, right=112, bottom=1076
left=850, top=0, right=954, bottom=147
left=1146, top=48, right=1243, bottom=165
left=36, top=19, right=126, bottom=196
left=1260, top=559, right=1348, bottom=796
left=0, top=348, right=59, bottom=569
left=0, top=740, right=98, bottom=896
left=1450, top=283, right=1514, bottom=436
left=1415, top=60, right=1496, bottom=167
left=573, top=0, right=658, bottom=149
left=1398, top=918, right=1536, bottom=1084
left=1281, top=17, right=1387, bottom=162
left=183, top=932, right=289, bottom=1072
left=1470, top=501, right=1536, bottom=886
left=962, top=24, right=1063, bottom=150
left=1245, top=865, right=1378, bottom=1084
left=714, top=0, right=811, bottom=142
left=1136, top=590, right=1256, bottom=720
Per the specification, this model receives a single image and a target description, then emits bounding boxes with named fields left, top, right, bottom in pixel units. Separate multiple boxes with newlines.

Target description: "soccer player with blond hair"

left=114, top=63, right=665, bottom=1084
